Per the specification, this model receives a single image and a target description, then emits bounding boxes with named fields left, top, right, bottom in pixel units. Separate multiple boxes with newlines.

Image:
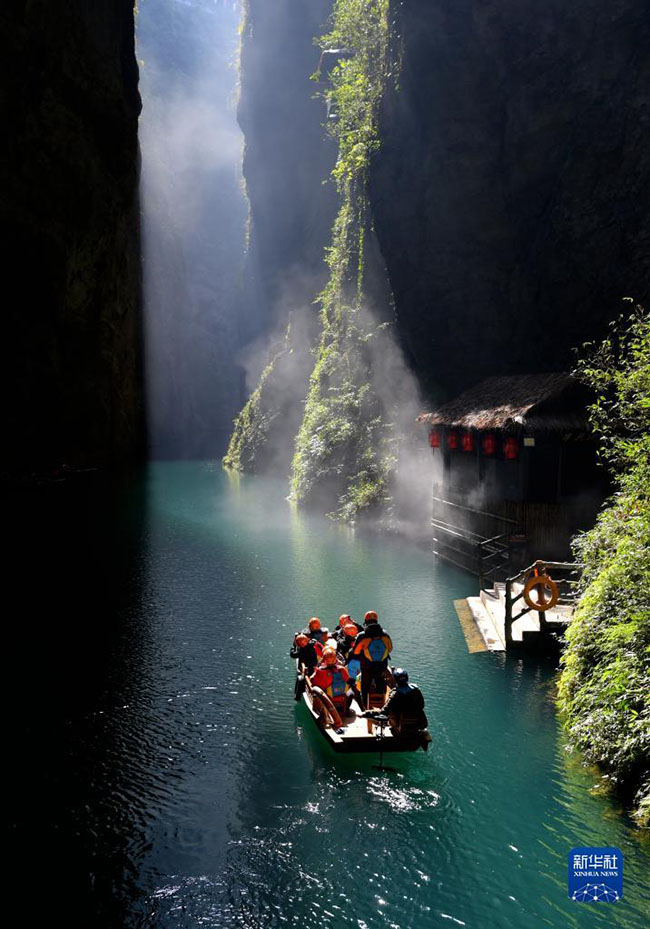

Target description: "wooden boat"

left=296, top=663, right=432, bottom=754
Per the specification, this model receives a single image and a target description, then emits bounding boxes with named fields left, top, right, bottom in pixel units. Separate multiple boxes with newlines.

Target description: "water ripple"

left=12, top=465, right=649, bottom=929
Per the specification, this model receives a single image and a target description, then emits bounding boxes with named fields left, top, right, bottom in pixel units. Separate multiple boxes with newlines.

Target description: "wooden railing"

left=431, top=496, right=523, bottom=583
left=504, top=561, right=582, bottom=648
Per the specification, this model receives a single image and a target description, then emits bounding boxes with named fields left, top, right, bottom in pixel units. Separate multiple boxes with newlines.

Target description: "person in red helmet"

left=290, top=632, right=321, bottom=673
left=301, top=616, right=328, bottom=646
left=351, top=611, right=393, bottom=703
left=310, top=647, right=352, bottom=719
left=334, top=617, right=360, bottom=660
left=336, top=613, right=354, bottom=629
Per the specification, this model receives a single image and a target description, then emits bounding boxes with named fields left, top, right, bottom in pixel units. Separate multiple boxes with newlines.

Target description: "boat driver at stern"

left=362, top=668, right=429, bottom=741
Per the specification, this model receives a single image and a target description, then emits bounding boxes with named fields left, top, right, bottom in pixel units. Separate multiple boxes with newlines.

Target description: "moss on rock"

left=223, top=315, right=316, bottom=475
left=223, top=349, right=286, bottom=473
left=227, top=0, right=406, bottom=521
left=289, top=0, right=395, bottom=519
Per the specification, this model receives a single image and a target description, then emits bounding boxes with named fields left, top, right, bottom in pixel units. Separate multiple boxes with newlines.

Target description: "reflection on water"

left=7, top=463, right=650, bottom=928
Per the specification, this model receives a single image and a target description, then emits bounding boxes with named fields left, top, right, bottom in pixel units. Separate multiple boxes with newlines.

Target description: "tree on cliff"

left=558, top=302, right=649, bottom=826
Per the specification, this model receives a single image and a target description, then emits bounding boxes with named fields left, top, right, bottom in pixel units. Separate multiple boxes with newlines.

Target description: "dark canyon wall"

left=138, top=0, right=247, bottom=459
left=239, top=0, right=337, bottom=330
left=372, top=0, right=650, bottom=400
left=1, top=1, right=142, bottom=476
left=225, top=0, right=337, bottom=475
left=230, top=0, right=650, bottom=518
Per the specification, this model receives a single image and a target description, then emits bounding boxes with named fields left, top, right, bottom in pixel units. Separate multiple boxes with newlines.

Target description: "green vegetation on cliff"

left=223, top=316, right=314, bottom=476
left=558, top=305, right=650, bottom=826
left=290, top=0, right=394, bottom=518
left=226, top=0, right=406, bottom=520
left=223, top=344, right=287, bottom=473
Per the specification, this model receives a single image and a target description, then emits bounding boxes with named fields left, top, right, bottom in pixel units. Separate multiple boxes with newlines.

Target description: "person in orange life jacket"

left=363, top=668, right=428, bottom=733
left=310, top=648, right=352, bottom=716
left=351, top=610, right=393, bottom=703
left=333, top=613, right=356, bottom=635
left=301, top=616, right=329, bottom=646
left=290, top=633, right=321, bottom=673
left=332, top=614, right=350, bottom=639
left=334, top=617, right=360, bottom=660
left=340, top=620, right=363, bottom=706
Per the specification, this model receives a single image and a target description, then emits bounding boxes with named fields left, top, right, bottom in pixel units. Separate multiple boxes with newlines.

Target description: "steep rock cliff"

left=1, top=0, right=142, bottom=475
left=228, top=0, right=649, bottom=519
left=372, top=0, right=650, bottom=400
left=239, top=0, right=337, bottom=325
left=225, top=0, right=337, bottom=475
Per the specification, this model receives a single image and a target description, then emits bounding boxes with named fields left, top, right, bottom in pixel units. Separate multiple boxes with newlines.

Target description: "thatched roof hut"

left=417, top=373, right=589, bottom=434
left=418, top=372, right=604, bottom=571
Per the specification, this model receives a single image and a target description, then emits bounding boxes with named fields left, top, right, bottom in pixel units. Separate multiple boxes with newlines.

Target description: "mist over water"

left=138, top=0, right=246, bottom=459
left=355, top=300, right=435, bottom=535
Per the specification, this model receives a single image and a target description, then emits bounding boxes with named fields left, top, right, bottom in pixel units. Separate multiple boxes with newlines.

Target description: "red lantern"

left=482, top=433, right=496, bottom=456
left=461, top=431, right=474, bottom=452
left=446, top=430, right=458, bottom=450
left=428, top=429, right=441, bottom=448
left=503, top=436, right=520, bottom=460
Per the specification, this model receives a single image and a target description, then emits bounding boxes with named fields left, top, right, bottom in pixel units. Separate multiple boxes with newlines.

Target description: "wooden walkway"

left=453, top=598, right=489, bottom=652
left=455, top=580, right=574, bottom=652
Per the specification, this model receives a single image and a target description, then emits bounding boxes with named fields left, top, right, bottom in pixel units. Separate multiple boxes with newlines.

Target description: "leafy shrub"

left=558, top=305, right=650, bottom=825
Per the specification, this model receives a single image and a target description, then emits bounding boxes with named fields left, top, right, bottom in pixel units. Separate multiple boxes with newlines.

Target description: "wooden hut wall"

left=493, top=494, right=604, bottom=562
left=525, top=436, right=562, bottom=503
left=436, top=441, right=528, bottom=504
left=480, top=454, right=526, bottom=503
left=445, top=448, right=479, bottom=494
left=558, top=439, right=606, bottom=498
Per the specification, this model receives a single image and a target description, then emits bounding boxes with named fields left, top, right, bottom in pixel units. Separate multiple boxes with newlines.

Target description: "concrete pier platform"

left=455, top=581, right=573, bottom=653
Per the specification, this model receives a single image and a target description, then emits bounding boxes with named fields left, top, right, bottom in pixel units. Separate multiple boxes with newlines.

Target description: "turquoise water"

left=9, top=462, right=649, bottom=927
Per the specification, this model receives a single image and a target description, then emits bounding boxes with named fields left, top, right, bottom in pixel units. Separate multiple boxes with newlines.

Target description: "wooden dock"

left=455, top=579, right=574, bottom=652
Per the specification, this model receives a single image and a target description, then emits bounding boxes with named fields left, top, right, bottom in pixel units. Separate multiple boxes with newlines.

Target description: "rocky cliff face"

left=228, top=0, right=649, bottom=518
left=239, top=0, right=337, bottom=327
left=1, top=1, right=142, bottom=475
left=225, top=0, right=337, bottom=476
left=372, top=0, right=650, bottom=400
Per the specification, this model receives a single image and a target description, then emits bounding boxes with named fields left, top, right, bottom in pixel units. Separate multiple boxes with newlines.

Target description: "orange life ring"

left=523, top=574, right=559, bottom=611
left=311, top=685, right=343, bottom=729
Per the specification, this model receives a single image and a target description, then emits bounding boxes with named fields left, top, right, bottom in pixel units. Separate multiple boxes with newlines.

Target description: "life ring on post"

left=523, top=572, right=559, bottom=611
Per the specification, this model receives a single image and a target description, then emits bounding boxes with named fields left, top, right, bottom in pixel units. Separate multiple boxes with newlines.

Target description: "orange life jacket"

left=312, top=665, right=349, bottom=704
left=356, top=634, right=392, bottom=663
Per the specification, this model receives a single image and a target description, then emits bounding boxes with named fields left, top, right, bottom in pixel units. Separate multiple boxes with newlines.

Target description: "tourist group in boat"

left=290, top=611, right=429, bottom=743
